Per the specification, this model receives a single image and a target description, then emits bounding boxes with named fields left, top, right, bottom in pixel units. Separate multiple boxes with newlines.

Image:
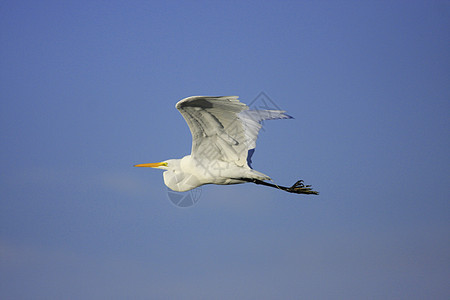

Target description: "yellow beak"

left=134, top=162, right=167, bottom=168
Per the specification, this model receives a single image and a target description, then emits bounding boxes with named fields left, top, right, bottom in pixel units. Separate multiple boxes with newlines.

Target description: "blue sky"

left=1, top=0, right=449, bottom=298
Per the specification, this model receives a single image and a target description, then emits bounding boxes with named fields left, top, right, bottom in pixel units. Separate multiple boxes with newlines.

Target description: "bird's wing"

left=238, top=109, right=292, bottom=167
left=176, top=96, right=249, bottom=166
left=238, top=110, right=293, bottom=150
left=176, top=96, right=292, bottom=167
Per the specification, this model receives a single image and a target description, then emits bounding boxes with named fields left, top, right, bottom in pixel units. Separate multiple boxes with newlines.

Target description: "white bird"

left=135, top=96, right=318, bottom=195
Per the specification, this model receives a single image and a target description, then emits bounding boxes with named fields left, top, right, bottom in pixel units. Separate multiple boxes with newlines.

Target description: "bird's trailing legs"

left=241, top=178, right=319, bottom=195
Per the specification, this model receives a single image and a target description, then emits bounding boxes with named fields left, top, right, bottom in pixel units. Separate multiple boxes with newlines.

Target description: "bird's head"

left=134, top=160, right=170, bottom=170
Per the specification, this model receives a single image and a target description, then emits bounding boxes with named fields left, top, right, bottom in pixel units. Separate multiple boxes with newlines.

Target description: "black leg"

left=240, top=178, right=319, bottom=195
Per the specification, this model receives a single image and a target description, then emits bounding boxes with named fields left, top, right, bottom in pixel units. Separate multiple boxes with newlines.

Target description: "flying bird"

left=135, top=96, right=318, bottom=195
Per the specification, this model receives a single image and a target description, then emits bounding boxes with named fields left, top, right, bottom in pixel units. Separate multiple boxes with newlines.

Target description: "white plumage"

left=135, top=96, right=318, bottom=195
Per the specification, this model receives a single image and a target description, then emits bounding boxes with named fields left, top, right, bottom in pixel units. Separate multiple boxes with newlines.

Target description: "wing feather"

left=176, top=96, right=292, bottom=167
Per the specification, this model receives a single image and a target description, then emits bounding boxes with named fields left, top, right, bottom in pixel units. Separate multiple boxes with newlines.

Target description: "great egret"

left=135, top=96, right=318, bottom=195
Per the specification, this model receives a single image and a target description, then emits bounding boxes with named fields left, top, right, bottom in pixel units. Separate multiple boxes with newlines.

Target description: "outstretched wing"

left=176, top=96, right=292, bottom=167
left=239, top=109, right=293, bottom=167
left=176, top=96, right=248, bottom=166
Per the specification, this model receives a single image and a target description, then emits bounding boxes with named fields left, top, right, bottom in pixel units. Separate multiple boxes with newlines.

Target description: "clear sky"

left=1, top=0, right=449, bottom=299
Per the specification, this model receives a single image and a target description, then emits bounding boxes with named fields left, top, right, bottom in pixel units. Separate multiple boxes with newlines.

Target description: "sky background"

left=1, top=0, right=449, bottom=299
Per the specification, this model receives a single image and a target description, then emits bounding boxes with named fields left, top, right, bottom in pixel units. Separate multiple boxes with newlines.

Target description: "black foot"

left=286, top=180, right=319, bottom=195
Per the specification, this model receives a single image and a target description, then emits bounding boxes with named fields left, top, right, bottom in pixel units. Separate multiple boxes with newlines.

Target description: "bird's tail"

left=248, top=169, right=271, bottom=181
